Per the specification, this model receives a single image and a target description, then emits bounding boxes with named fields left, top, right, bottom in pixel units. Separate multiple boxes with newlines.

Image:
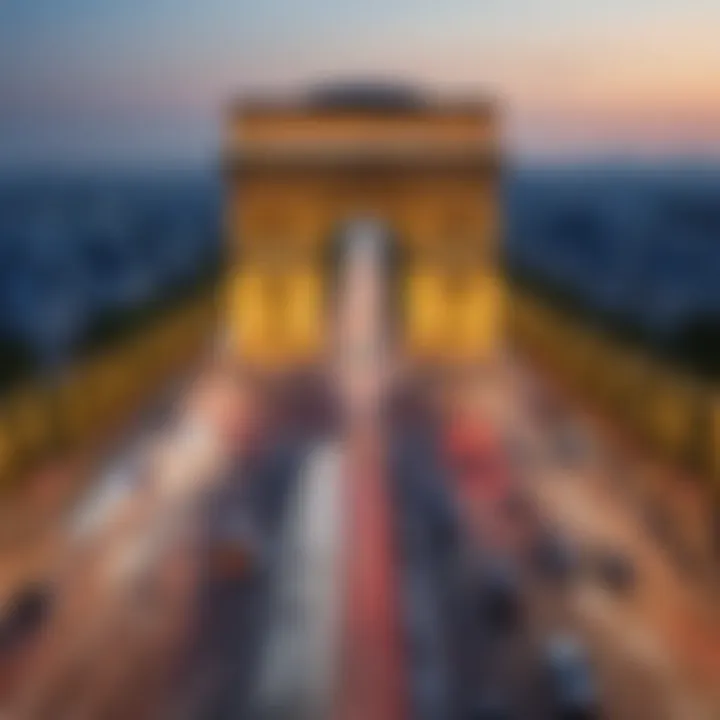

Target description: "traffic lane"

left=439, top=374, right=708, bottom=720
left=2, top=367, right=258, bottom=719
left=528, top=468, right=720, bottom=719
left=7, top=480, right=207, bottom=719
left=500, top=365, right=720, bottom=719
left=171, top=438, right=306, bottom=720
left=439, top=410, right=551, bottom=719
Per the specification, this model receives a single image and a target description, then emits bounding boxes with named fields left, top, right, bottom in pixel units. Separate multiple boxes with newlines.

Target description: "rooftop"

left=234, top=80, right=493, bottom=115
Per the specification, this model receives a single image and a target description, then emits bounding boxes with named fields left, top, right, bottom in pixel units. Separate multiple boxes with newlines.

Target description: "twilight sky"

left=1, top=0, right=719, bottom=169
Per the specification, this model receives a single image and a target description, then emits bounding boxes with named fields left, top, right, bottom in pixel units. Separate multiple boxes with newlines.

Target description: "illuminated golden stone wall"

left=224, top=92, right=502, bottom=366
left=0, top=292, right=217, bottom=490
left=509, top=287, right=720, bottom=484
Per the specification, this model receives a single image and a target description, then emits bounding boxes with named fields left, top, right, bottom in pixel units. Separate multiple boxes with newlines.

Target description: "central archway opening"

left=326, top=216, right=405, bottom=350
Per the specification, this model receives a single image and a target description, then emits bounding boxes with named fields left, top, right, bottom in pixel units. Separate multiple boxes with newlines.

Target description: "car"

left=207, top=509, right=265, bottom=581
left=478, top=558, right=523, bottom=632
left=544, top=635, right=599, bottom=720
left=533, top=529, right=580, bottom=582
left=0, top=582, right=52, bottom=652
left=468, top=690, right=513, bottom=719
left=592, top=548, right=636, bottom=594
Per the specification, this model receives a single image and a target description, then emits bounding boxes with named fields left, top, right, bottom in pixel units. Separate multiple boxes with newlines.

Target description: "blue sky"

left=1, top=0, right=719, bottom=169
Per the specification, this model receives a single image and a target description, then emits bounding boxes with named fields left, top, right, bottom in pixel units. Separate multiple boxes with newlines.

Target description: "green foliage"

left=79, top=259, right=221, bottom=357
left=505, top=259, right=718, bottom=381
left=0, top=336, right=36, bottom=395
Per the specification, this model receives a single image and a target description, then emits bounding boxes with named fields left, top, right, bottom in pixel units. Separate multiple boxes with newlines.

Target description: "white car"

left=544, top=635, right=599, bottom=720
